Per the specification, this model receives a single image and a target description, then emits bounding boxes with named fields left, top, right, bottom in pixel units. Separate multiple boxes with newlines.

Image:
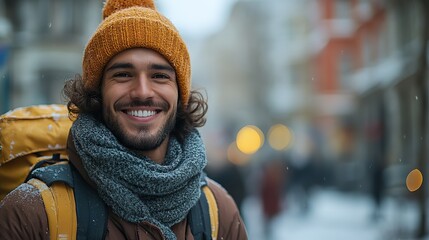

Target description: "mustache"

left=115, top=99, right=169, bottom=111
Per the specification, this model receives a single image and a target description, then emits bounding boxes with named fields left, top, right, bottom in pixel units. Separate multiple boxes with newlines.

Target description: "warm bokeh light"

left=227, top=141, right=251, bottom=165
left=268, top=124, right=293, bottom=151
left=236, top=125, right=264, bottom=155
left=406, top=169, right=423, bottom=192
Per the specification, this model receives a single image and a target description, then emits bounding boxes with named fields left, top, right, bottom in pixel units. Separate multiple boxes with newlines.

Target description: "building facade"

left=0, top=0, right=102, bottom=113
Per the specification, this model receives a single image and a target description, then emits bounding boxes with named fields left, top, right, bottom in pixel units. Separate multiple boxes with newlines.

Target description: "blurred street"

left=1, top=0, right=429, bottom=239
left=242, top=188, right=425, bottom=240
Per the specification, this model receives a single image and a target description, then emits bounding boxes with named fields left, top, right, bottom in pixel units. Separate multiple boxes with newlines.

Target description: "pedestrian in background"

left=260, top=159, right=286, bottom=239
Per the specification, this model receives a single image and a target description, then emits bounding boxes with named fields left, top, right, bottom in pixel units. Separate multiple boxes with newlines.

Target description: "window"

left=335, top=0, right=351, bottom=19
left=339, top=51, right=353, bottom=89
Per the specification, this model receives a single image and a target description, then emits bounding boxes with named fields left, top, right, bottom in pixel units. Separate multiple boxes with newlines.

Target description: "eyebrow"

left=105, top=62, right=133, bottom=72
left=150, top=63, right=175, bottom=73
left=104, top=62, right=175, bottom=73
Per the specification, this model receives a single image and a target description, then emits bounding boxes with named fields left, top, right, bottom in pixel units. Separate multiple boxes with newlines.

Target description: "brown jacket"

left=0, top=136, right=248, bottom=240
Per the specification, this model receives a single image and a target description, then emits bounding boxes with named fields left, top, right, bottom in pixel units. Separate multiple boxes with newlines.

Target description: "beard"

left=103, top=99, right=176, bottom=151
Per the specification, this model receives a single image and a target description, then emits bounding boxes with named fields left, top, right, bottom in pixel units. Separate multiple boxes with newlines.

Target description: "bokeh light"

left=227, top=141, right=251, bottom=165
left=236, top=125, right=264, bottom=155
left=406, top=168, right=423, bottom=192
left=268, top=124, right=293, bottom=151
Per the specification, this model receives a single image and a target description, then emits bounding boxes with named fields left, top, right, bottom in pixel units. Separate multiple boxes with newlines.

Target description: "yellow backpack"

left=0, top=104, right=72, bottom=200
left=0, top=104, right=218, bottom=240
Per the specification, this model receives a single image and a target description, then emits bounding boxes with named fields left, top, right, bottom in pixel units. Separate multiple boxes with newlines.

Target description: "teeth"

left=127, top=110, right=156, bottom=117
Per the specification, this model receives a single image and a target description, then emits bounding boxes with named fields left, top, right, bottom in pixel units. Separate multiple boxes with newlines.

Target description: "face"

left=101, top=48, right=178, bottom=152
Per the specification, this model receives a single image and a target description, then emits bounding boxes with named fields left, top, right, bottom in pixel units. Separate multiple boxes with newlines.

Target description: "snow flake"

left=51, top=105, right=63, bottom=111
left=48, top=144, right=64, bottom=149
left=51, top=113, right=61, bottom=121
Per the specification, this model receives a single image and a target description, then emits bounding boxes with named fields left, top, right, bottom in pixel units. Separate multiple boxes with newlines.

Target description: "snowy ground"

left=241, top=188, right=426, bottom=240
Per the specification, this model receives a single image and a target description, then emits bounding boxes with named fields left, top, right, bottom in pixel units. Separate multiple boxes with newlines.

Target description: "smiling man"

left=101, top=48, right=179, bottom=163
left=0, top=0, right=248, bottom=239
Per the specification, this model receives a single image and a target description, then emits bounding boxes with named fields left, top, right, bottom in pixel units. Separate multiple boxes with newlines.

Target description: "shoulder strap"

left=27, top=161, right=74, bottom=187
left=27, top=162, right=108, bottom=240
left=27, top=170, right=77, bottom=240
left=202, top=185, right=219, bottom=239
left=71, top=164, right=108, bottom=240
left=188, top=175, right=219, bottom=240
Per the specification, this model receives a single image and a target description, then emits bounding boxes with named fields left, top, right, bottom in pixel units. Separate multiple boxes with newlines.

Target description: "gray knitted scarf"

left=71, top=114, right=207, bottom=240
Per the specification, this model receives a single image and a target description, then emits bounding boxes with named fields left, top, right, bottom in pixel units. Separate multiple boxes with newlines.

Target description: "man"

left=0, top=0, right=248, bottom=239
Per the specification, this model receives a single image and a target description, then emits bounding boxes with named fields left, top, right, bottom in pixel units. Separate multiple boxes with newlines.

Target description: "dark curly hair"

left=62, top=75, right=208, bottom=143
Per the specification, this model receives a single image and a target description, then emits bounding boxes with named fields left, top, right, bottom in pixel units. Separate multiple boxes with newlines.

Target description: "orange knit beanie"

left=82, top=0, right=191, bottom=106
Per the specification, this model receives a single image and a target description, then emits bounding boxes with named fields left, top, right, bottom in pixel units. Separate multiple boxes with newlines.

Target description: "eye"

left=113, top=72, right=132, bottom=78
left=152, top=73, right=170, bottom=79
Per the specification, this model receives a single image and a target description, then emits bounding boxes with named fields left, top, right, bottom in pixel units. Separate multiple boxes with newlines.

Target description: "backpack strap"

left=71, top=164, right=108, bottom=240
left=26, top=162, right=108, bottom=240
left=202, top=185, right=219, bottom=239
left=27, top=164, right=77, bottom=240
left=188, top=174, right=219, bottom=240
left=27, top=162, right=217, bottom=240
left=26, top=161, right=74, bottom=187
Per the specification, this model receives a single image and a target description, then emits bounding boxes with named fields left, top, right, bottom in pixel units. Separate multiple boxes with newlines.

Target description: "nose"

left=129, top=74, right=154, bottom=100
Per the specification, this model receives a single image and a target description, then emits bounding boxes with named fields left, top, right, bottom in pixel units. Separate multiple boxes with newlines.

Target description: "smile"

left=126, top=110, right=157, bottom=118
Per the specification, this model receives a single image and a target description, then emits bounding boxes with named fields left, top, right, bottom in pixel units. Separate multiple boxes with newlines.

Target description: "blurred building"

left=309, top=0, right=390, bottom=189
left=193, top=0, right=427, bottom=210
left=193, top=1, right=316, bottom=164
left=318, top=0, right=426, bottom=196
left=0, top=0, right=102, bottom=113
left=0, top=0, right=11, bottom=114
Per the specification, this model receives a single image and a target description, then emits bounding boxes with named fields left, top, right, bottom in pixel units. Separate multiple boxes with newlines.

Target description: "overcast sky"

left=157, top=0, right=236, bottom=39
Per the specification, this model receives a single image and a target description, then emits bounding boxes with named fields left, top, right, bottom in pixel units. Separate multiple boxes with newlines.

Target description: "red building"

left=313, top=0, right=386, bottom=94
